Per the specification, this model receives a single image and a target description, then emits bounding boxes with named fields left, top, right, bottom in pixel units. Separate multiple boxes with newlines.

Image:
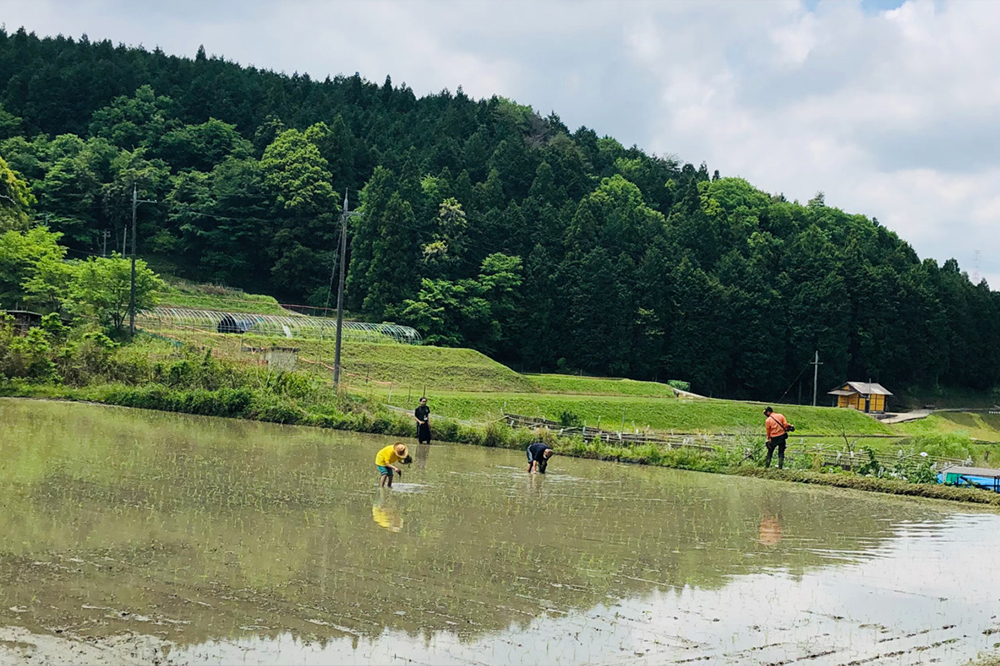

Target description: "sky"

left=1, top=0, right=998, bottom=287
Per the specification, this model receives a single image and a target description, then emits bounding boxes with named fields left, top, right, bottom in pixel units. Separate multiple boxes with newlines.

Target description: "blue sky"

left=1, top=0, right=998, bottom=287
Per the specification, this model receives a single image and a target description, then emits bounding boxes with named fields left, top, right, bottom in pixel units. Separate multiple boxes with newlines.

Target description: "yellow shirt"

left=372, top=505, right=403, bottom=532
left=375, top=445, right=401, bottom=466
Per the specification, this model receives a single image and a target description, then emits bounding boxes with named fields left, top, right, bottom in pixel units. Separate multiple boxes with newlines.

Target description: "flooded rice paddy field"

left=1, top=398, right=999, bottom=665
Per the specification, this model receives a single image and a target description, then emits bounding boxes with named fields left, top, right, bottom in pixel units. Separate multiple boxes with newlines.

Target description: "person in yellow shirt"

left=375, top=442, right=409, bottom=488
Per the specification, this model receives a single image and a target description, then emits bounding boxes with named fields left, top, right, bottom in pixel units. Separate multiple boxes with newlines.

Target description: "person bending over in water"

left=526, top=438, right=555, bottom=474
left=375, top=442, right=409, bottom=488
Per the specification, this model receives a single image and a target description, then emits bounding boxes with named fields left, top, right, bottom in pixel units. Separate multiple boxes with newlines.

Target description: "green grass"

left=134, top=283, right=993, bottom=444
left=143, top=325, right=896, bottom=436
left=405, top=391, right=894, bottom=435
left=154, top=278, right=287, bottom=315
left=525, top=373, right=678, bottom=397
left=736, top=468, right=1000, bottom=506
left=895, top=412, right=1000, bottom=442
left=335, top=341, right=534, bottom=393
left=158, top=329, right=536, bottom=394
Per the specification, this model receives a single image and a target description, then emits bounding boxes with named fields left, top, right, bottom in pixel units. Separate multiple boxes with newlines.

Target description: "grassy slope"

left=413, top=391, right=894, bottom=435
left=154, top=279, right=288, bottom=315
left=160, top=329, right=535, bottom=393
left=155, top=327, right=893, bottom=435
left=895, top=412, right=1000, bottom=442
left=525, top=373, right=676, bottom=397
left=141, top=281, right=992, bottom=440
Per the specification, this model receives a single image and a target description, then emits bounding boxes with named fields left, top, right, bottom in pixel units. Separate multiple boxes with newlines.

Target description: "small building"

left=3, top=310, right=43, bottom=335
left=827, top=381, right=892, bottom=413
left=265, top=346, right=299, bottom=371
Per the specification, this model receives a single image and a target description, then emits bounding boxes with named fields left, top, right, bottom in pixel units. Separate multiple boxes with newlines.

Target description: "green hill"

left=525, top=374, right=678, bottom=397
left=416, top=391, right=893, bottom=436
left=154, top=278, right=288, bottom=315
left=895, top=411, right=1000, bottom=442
left=162, top=329, right=535, bottom=394
left=153, top=302, right=891, bottom=436
left=2, top=28, right=998, bottom=400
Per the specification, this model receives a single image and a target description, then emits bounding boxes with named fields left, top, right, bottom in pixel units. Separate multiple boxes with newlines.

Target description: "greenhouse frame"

left=137, top=307, right=423, bottom=345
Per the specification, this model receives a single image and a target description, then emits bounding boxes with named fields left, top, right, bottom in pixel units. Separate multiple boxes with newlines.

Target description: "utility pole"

left=811, top=350, right=823, bottom=407
left=129, top=184, right=138, bottom=336
left=128, top=185, right=156, bottom=337
left=102, top=229, right=110, bottom=257
left=333, top=189, right=349, bottom=389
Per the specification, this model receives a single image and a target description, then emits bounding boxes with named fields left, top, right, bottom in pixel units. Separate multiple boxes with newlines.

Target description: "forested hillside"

left=1, top=27, right=998, bottom=398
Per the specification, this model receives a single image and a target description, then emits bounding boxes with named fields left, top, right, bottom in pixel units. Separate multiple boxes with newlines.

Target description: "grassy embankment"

left=152, top=327, right=1000, bottom=475
left=154, top=278, right=289, bottom=315
left=157, top=327, right=895, bottom=435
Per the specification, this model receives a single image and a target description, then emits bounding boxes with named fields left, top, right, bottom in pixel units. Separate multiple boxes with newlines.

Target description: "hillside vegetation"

left=1, top=28, right=998, bottom=402
left=526, top=373, right=678, bottom=397
left=156, top=325, right=892, bottom=436
left=155, top=278, right=288, bottom=315
left=161, top=329, right=534, bottom=393
left=896, top=411, right=1000, bottom=441
left=414, top=391, right=893, bottom=436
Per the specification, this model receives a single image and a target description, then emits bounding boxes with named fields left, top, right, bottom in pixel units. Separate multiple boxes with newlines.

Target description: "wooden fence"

left=503, top=413, right=969, bottom=472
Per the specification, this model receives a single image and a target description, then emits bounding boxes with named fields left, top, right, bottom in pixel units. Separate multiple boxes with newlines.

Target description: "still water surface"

left=1, top=398, right=999, bottom=665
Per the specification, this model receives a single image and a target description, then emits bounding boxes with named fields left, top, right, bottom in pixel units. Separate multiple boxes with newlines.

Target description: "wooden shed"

left=3, top=310, right=43, bottom=335
left=827, top=381, right=892, bottom=413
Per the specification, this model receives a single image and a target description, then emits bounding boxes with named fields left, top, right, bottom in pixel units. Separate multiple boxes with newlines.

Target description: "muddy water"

left=1, top=398, right=998, bottom=665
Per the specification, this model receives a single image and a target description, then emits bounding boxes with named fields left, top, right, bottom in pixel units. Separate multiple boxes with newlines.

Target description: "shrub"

left=0, top=322, right=61, bottom=383
left=856, top=446, right=885, bottom=477
left=558, top=410, right=581, bottom=427
left=252, top=397, right=301, bottom=424
left=667, top=380, right=691, bottom=392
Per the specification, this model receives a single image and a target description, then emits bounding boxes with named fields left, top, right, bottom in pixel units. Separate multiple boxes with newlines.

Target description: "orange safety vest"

left=765, top=413, right=791, bottom=439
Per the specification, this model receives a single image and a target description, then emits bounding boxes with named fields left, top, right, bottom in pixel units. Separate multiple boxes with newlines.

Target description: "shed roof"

left=941, top=465, right=1000, bottom=479
left=827, top=381, right=893, bottom=396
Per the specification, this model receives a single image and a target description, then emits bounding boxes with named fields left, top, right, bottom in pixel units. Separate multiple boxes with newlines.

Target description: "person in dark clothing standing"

left=414, top=397, right=431, bottom=444
left=763, top=406, right=794, bottom=469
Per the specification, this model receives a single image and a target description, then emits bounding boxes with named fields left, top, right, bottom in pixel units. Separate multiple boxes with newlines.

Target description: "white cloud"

left=0, top=0, right=998, bottom=285
left=622, top=0, right=1000, bottom=286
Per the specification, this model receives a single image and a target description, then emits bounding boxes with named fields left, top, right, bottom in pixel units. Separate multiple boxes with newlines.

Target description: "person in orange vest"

left=763, top=406, right=794, bottom=469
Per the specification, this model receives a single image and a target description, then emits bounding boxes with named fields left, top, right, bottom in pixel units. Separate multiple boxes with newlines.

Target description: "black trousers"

left=417, top=421, right=431, bottom=444
left=765, top=434, right=787, bottom=469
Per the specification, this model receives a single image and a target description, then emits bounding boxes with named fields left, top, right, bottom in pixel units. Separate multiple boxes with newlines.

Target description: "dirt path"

left=879, top=409, right=933, bottom=424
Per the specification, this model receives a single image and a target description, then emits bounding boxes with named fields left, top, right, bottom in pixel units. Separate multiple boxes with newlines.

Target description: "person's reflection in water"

left=372, top=494, right=404, bottom=532
left=527, top=470, right=545, bottom=494
left=414, top=443, right=431, bottom=471
left=759, top=512, right=783, bottom=546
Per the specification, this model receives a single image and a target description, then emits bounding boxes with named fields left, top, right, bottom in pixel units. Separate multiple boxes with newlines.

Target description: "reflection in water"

left=0, top=398, right=999, bottom=665
left=526, top=469, right=545, bottom=495
left=372, top=494, right=404, bottom=532
left=759, top=493, right=784, bottom=546
left=758, top=513, right=782, bottom=546
left=414, top=442, right=431, bottom=470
